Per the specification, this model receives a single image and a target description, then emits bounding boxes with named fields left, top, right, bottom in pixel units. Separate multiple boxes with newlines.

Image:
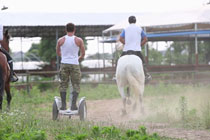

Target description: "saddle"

left=121, top=50, right=140, bottom=57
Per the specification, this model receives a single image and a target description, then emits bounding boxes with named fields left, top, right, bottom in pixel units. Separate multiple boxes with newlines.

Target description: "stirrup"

left=145, top=74, right=152, bottom=84
left=10, top=74, right=18, bottom=82
left=10, top=77, right=18, bottom=82
left=146, top=74, right=152, bottom=80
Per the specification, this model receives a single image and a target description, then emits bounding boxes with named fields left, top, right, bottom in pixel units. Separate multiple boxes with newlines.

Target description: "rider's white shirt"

left=123, top=24, right=142, bottom=52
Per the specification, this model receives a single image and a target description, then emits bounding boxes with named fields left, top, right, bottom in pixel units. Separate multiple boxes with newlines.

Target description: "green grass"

left=1, top=83, right=210, bottom=139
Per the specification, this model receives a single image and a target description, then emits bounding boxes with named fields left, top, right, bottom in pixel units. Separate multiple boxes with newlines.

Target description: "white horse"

left=116, top=54, right=145, bottom=115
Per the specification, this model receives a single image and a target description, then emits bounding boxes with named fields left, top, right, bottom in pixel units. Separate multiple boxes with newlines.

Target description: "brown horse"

left=0, top=30, right=12, bottom=110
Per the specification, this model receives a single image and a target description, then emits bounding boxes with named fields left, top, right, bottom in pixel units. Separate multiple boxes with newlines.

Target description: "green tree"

left=164, top=41, right=210, bottom=65
left=25, top=43, right=41, bottom=61
left=38, top=37, right=57, bottom=68
left=148, top=48, right=163, bottom=65
left=164, top=41, right=191, bottom=65
left=198, top=41, right=210, bottom=64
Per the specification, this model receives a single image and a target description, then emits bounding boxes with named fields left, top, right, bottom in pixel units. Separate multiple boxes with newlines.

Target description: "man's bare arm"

left=141, top=36, right=148, bottom=47
left=75, top=37, right=85, bottom=61
left=119, top=36, right=125, bottom=45
left=56, top=37, right=65, bottom=57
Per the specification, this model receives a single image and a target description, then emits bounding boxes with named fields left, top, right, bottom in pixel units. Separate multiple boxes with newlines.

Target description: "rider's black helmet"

left=128, top=16, right=136, bottom=24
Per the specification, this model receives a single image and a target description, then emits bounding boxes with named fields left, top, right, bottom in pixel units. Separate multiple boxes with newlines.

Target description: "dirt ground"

left=86, top=99, right=210, bottom=140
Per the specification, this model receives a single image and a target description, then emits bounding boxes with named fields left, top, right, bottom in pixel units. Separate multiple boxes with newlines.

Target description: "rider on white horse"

left=119, top=16, right=152, bottom=84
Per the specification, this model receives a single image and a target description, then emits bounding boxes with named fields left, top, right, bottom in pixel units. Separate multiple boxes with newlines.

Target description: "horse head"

left=4, top=30, right=10, bottom=42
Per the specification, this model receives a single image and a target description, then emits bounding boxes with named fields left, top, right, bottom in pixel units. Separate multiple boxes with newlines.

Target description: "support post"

left=102, top=34, right=105, bottom=80
left=26, top=70, right=30, bottom=94
left=97, top=37, right=100, bottom=81
left=20, top=37, right=23, bottom=70
left=194, top=23, right=198, bottom=66
left=144, top=27, right=149, bottom=65
left=102, top=34, right=105, bottom=68
left=56, top=29, right=59, bottom=71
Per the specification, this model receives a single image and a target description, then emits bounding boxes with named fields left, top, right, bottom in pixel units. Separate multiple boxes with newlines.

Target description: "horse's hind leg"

left=0, top=93, right=3, bottom=110
left=5, top=83, right=11, bottom=110
left=131, top=83, right=144, bottom=114
left=126, top=87, right=131, bottom=105
left=118, top=85, right=127, bottom=116
left=0, top=81, right=4, bottom=111
left=139, top=84, right=145, bottom=114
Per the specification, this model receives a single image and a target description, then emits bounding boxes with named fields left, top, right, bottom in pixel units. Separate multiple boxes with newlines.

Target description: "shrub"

left=202, top=102, right=210, bottom=129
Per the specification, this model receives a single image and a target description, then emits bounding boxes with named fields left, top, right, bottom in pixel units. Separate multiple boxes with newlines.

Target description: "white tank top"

left=123, top=24, right=142, bottom=51
left=61, top=35, right=79, bottom=65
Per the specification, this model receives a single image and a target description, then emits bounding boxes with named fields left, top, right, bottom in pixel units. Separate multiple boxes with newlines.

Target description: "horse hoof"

left=141, top=108, right=145, bottom=115
left=132, top=103, right=137, bottom=111
left=121, top=109, right=127, bottom=116
left=127, top=99, right=131, bottom=105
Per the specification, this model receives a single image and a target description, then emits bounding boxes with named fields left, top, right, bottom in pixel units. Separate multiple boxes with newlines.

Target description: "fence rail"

left=11, top=69, right=210, bottom=94
left=14, top=64, right=210, bottom=74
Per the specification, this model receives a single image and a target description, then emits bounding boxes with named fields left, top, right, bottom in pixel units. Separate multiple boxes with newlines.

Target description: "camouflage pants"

left=59, top=63, right=81, bottom=93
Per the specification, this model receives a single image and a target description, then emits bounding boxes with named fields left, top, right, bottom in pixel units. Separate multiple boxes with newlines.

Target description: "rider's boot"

left=8, top=61, right=18, bottom=82
left=60, top=91, right=66, bottom=110
left=143, top=64, right=152, bottom=84
left=71, top=91, right=78, bottom=110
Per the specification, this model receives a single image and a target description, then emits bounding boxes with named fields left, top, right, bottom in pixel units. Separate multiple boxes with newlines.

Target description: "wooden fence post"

left=26, top=71, right=30, bottom=94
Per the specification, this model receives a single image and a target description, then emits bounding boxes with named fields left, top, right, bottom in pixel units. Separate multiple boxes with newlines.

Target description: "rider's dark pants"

left=0, top=47, right=14, bottom=75
left=121, top=50, right=145, bottom=64
left=0, top=47, right=12, bottom=63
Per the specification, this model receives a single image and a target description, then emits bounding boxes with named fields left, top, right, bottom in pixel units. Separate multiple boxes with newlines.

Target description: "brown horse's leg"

left=0, top=93, right=2, bottom=110
left=5, top=82, right=11, bottom=110
left=0, top=67, right=4, bottom=111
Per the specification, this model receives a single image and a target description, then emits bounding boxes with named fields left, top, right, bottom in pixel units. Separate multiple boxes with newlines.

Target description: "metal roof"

left=0, top=12, right=140, bottom=37
left=4, top=25, right=112, bottom=38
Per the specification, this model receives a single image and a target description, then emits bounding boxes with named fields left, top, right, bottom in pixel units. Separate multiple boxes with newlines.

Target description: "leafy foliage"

left=148, top=48, right=164, bottom=65
left=38, top=38, right=57, bottom=63
left=55, top=125, right=166, bottom=140
left=0, top=110, right=47, bottom=140
left=163, top=41, right=210, bottom=65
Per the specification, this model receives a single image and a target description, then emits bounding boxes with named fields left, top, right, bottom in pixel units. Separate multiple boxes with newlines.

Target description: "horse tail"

left=126, top=61, right=144, bottom=98
left=0, top=65, right=4, bottom=95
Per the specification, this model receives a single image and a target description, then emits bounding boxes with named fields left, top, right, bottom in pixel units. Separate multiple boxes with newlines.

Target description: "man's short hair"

left=128, top=16, right=136, bottom=24
left=66, top=23, right=75, bottom=32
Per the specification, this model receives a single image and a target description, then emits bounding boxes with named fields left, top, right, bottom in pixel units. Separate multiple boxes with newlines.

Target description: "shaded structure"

left=1, top=11, right=210, bottom=74
left=1, top=12, right=137, bottom=37
left=102, top=5, right=210, bottom=67
left=4, top=25, right=112, bottom=38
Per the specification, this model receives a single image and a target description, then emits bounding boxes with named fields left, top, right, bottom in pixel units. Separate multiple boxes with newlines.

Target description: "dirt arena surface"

left=86, top=99, right=210, bottom=140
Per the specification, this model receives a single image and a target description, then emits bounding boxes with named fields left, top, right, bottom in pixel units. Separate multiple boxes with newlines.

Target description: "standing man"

left=56, top=23, right=85, bottom=110
left=0, top=24, right=18, bottom=82
left=119, top=16, right=152, bottom=84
